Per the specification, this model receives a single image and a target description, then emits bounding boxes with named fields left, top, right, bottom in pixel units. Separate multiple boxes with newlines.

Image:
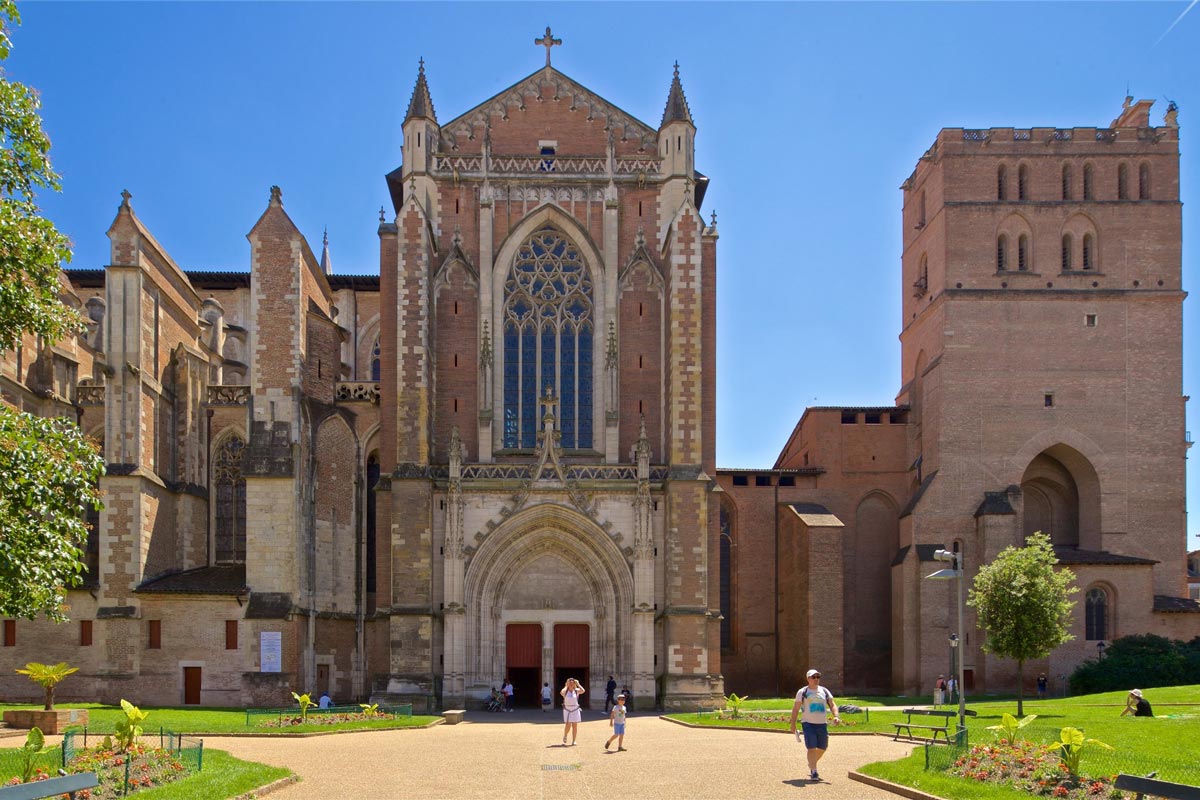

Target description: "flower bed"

left=948, top=741, right=1131, bottom=799
left=66, top=743, right=189, bottom=799
left=258, top=711, right=404, bottom=728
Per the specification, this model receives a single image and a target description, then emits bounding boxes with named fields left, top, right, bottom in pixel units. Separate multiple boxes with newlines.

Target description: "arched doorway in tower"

left=1020, top=444, right=1101, bottom=550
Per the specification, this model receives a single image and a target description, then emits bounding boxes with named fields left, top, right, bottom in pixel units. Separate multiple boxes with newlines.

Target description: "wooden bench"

left=891, top=708, right=958, bottom=743
left=0, top=772, right=98, bottom=800
left=1114, top=774, right=1200, bottom=800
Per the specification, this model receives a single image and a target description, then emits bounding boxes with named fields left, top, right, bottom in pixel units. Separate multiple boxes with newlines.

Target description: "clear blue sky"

left=7, top=2, right=1198, bottom=548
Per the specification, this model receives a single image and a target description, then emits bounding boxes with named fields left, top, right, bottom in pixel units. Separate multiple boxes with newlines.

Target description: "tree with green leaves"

left=967, top=532, right=1077, bottom=716
left=0, top=0, right=104, bottom=621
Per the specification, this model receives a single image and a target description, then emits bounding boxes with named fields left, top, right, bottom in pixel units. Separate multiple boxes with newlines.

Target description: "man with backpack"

left=788, top=668, right=840, bottom=782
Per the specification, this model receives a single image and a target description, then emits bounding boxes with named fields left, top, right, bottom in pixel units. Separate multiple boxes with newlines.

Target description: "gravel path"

left=203, top=711, right=918, bottom=799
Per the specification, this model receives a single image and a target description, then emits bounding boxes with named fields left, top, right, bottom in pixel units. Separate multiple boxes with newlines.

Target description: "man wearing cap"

left=1120, top=689, right=1154, bottom=717
left=789, top=668, right=840, bottom=781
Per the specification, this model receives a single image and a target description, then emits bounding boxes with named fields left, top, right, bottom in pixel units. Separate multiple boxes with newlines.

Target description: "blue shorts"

left=613, top=722, right=626, bottom=735
left=801, top=722, right=829, bottom=750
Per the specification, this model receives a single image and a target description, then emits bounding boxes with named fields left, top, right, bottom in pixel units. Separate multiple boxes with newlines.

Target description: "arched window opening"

left=1082, top=234, right=1094, bottom=270
left=1018, top=234, right=1029, bottom=271
left=1117, top=163, right=1129, bottom=200
left=370, top=337, right=380, bottom=382
left=997, top=165, right=1008, bottom=201
left=502, top=225, right=594, bottom=449
left=1083, top=163, right=1094, bottom=200
left=1062, top=164, right=1073, bottom=200
left=996, top=235, right=1008, bottom=271
left=1018, top=164, right=1029, bottom=200
left=366, top=452, right=379, bottom=594
left=719, top=502, right=734, bottom=651
left=1085, top=587, right=1109, bottom=641
left=1061, top=234, right=1073, bottom=271
left=1139, top=163, right=1151, bottom=199
left=214, top=435, right=247, bottom=564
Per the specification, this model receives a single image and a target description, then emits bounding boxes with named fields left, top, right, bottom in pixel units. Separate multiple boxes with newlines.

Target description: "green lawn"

left=0, top=703, right=440, bottom=735
left=672, top=685, right=1200, bottom=797
left=857, top=685, right=1200, bottom=797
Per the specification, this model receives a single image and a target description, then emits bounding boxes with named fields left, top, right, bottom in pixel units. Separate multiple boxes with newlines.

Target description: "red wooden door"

left=183, top=667, right=202, bottom=705
left=553, top=624, right=589, bottom=708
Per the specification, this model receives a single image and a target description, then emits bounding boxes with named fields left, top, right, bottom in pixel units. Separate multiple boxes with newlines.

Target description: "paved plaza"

left=205, top=710, right=916, bottom=799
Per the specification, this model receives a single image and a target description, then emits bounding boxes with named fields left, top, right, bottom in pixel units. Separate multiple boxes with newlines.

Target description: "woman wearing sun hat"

left=1120, top=688, right=1154, bottom=717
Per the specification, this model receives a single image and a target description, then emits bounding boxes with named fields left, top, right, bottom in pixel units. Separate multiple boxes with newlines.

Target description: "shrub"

left=291, top=692, right=314, bottom=723
left=17, top=727, right=45, bottom=783
left=1068, top=634, right=1197, bottom=694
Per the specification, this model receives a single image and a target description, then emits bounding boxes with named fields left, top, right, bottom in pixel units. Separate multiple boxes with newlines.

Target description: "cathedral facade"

left=0, top=49, right=1195, bottom=710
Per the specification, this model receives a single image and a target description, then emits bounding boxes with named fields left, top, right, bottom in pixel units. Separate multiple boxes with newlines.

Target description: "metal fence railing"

left=244, top=702, right=413, bottom=727
left=59, top=729, right=203, bottom=797
left=925, top=725, right=1200, bottom=787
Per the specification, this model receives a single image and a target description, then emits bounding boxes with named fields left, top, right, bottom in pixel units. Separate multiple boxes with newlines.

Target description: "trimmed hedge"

left=1068, top=634, right=1200, bottom=694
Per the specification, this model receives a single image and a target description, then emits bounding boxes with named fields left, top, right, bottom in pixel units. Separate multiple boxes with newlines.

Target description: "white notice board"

left=260, top=631, right=282, bottom=673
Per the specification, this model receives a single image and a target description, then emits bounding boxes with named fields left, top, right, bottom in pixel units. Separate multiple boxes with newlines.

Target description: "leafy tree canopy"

left=967, top=531, right=1078, bottom=714
left=0, top=0, right=104, bottom=621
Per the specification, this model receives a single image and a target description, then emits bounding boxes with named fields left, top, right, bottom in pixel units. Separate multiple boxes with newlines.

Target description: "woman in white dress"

left=560, top=677, right=585, bottom=745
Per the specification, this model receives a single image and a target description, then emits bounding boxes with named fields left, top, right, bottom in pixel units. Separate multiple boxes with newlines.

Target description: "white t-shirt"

left=318, top=695, right=331, bottom=709
left=796, top=686, right=833, bottom=725
left=503, top=683, right=513, bottom=697
left=562, top=689, right=581, bottom=711
left=541, top=685, right=552, bottom=702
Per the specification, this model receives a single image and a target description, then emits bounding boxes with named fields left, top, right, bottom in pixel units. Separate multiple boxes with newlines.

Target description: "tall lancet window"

left=213, top=435, right=247, bottom=563
left=503, top=225, right=593, bottom=450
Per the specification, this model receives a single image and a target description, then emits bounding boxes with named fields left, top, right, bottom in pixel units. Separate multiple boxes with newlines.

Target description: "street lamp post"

left=927, top=549, right=967, bottom=734
left=949, top=634, right=959, bottom=702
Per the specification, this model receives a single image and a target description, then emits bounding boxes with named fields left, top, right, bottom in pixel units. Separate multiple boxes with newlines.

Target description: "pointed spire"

left=660, top=60, right=694, bottom=127
left=119, top=189, right=132, bottom=210
left=269, top=185, right=283, bottom=207
left=320, top=227, right=332, bottom=275
left=404, top=57, right=438, bottom=123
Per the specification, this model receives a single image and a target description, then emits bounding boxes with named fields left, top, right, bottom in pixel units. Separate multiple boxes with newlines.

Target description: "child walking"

left=541, top=682, right=552, bottom=712
left=605, top=694, right=628, bottom=751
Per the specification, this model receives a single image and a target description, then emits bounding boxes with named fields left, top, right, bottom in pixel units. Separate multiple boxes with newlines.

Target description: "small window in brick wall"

left=1085, top=314, right=1098, bottom=328
left=3, top=620, right=14, bottom=646
left=148, top=620, right=162, bottom=649
left=732, top=475, right=749, bottom=487
left=779, top=475, right=796, bottom=487
left=80, top=620, right=93, bottom=647
left=1044, top=394, right=1055, bottom=408
left=841, top=411, right=857, bottom=424
left=226, top=620, right=238, bottom=650
left=755, top=475, right=772, bottom=487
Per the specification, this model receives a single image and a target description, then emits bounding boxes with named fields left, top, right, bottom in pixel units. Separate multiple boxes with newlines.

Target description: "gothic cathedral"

left=0, top=40, right=1195, bottom=710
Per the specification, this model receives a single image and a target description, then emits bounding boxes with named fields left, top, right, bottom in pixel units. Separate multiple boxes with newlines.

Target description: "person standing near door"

left=502, top=678, right=515, bottom=712
left=605, top=675, right=617, bottom=712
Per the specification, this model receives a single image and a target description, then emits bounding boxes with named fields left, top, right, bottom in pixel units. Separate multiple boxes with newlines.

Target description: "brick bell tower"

left=894, top=98, right=1186, bottom=694
left=372, top=39, right=722, bottom=710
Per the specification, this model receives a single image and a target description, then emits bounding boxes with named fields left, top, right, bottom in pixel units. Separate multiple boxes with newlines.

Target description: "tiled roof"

left=1153, top=595, right=1200, bottom=613
left=135, top=564, right=247, bottom=595
left=1053, top=548, right=1157, bottom=566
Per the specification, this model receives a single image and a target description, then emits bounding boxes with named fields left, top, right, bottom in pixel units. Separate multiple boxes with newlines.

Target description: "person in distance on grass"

left=1120, top=688, right=1154, bottom=717
left=1037, top=673, right=1047, bottom=700
left=789, top=668, right=840, bottom=782
left=318, top=691, right=331, bottom=709
left=605, top=694, right=628, bottom=752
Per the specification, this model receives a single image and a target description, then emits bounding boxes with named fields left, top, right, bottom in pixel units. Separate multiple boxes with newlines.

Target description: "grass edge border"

left=230, top=774, right=300, bottom=800
left=658, top=714, right=887, bottom=736
left=849, top=770, right=950, bottom=800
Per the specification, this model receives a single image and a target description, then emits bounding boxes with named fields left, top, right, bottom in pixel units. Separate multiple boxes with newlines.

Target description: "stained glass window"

left=214, top=435, right=247, bottom=563
left=502, top=226, right=593, bottom=449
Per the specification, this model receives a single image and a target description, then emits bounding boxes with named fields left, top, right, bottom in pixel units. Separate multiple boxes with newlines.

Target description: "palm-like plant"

left=14, top=662, right=79, bottom=711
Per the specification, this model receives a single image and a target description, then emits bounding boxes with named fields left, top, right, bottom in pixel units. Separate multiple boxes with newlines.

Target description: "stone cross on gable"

left=534, top=26, right=562, bottom=67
